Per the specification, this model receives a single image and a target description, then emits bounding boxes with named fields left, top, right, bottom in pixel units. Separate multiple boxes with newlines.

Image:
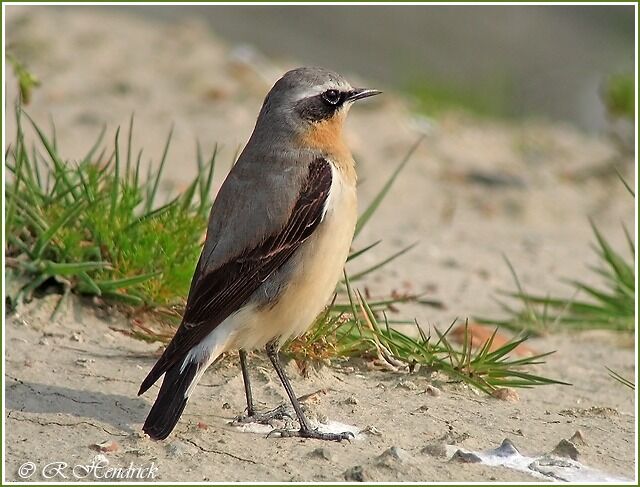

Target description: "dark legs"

left=239, top=349, right=255, bottom=417
left=233, top=349, right=289, bottom=424
left=265, top=340, right=353, bottom=441
left=234, top=343, right=352, bottom=441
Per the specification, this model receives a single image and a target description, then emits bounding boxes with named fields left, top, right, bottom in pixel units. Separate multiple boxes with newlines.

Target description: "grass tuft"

left=6, top=105, right=215, bottom=309
left=286, top=272, right=569, bottom=393
left=477, top=198, right=635, bottom=335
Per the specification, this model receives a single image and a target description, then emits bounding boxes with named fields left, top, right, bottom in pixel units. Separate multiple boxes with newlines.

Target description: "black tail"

left=142, top=361, right=199, bottom=440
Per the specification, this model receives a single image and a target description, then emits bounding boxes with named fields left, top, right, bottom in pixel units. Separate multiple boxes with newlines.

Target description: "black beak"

left=346, top=88, right=382, bottom=102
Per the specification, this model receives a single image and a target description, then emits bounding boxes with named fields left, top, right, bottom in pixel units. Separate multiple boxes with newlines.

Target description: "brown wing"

left=139, top=158, right=332, bottom=394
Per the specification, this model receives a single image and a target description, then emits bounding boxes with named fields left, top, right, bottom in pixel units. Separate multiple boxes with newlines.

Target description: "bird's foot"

left=267, top=426, right=354, bottom=442
left=231, top=404, right=292, bottom=425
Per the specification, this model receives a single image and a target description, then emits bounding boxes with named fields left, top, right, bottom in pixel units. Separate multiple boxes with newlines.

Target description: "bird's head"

left=255, top=67, right=381, bottom=148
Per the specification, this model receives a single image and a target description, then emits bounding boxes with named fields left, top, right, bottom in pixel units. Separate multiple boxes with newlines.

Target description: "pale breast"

left=233, top=163, right=357, bottom=351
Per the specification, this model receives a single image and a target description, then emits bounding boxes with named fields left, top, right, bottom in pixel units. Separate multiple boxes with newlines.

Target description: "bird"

left=138, top=66, right=380, bottom=442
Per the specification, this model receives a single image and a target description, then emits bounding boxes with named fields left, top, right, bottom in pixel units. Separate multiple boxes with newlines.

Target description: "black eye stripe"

left=321, top=89, right=342, bottom=105
left=295, top=90, right=344, bottom=122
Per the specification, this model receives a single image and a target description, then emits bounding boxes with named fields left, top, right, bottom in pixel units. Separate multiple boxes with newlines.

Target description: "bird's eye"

left=321, top=89, right=342, bottom=105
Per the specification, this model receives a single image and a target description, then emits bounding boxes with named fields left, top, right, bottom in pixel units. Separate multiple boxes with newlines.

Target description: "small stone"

left=376, top=446, right=413, bottom=468
left=421, top=442, right=447, bottom=458
left=344, top=465, right=369, bottom=482
left=166, top=441, right=188, bottom=457
left=71, top=333, right=83, bottom=342
left=425, top=385, right=441, bottom=397
left=397, top=380, right=418, bottom=391
left=450, top=449, right=482, bottom=463
left=569, top=429, right=587, bottom=446
left=551, top=439, right=579, bottom=460
left=38, top=338, right=50, bottom=346
left=309, top=447, right=334, bottom=461
left=344, top=396, right=358, bottom=405
left=90, top=440, right=119, bottom=453
left=491, top=388, right=519, bottom=402
left=492, top=438, right=520, bottom=457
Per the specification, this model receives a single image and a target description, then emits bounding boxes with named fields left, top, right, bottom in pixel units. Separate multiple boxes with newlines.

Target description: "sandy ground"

left=4, top=6, right=637, bottom=483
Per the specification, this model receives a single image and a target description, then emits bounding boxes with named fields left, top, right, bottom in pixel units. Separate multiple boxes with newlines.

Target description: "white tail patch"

left=180, top=318, right=239, bottom=398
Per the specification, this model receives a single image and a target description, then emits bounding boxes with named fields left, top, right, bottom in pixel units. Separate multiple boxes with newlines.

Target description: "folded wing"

left=138, top=157, right=333, bottom=395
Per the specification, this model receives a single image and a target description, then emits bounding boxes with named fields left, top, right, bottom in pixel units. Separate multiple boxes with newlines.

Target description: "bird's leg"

left=232, top=349, right=292, bottom=425
left=265, top=339, right=353, bottom=442
left=239, top=349, right=255, bottom=417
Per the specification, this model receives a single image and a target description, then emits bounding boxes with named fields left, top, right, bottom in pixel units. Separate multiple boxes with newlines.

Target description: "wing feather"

left=139, top=157, right=332, bottom=395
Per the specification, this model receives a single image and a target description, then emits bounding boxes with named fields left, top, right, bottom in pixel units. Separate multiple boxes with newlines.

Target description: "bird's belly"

left=233, top=177, right=357, bottom=351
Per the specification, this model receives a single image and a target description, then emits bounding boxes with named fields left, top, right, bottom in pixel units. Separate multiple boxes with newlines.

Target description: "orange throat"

left=299, top=114, right=356, bottom=184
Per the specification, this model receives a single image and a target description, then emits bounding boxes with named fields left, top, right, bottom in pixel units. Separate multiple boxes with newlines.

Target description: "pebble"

left=491, top=387, right=519, bottom=402
left=344, top=465, right=370, bottom=482
left=569, top=429, right=587, bottom=446
left=344, top=396, right=359, bottom=405
left=166, top=441, right=188, bottom=458
left=376, top=446, right=413, bottom=467
left=551, top=439, right=579, bottom=460
left=450, top=449, right=482, bottom=463
left=90, top=440, right=119, bottom=453
left=491, top=438, right=520, bottom=457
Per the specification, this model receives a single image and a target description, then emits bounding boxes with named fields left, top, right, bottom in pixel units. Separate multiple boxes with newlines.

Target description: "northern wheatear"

left=138, top=67, right=380, bottom=441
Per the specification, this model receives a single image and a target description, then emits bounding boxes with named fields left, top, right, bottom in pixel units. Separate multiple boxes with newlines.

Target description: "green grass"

left=6, top=106, right=216, bottom=310
left=286, top=273, right=569, bottom=393
left=606, top=367, right=635, bottom=390
left=477, top=184, right=635, bottom=335
left=5, top=103, right=566, bottom=395
left=602, top=72, right=635, bottom=119
left=6, top=53, right=40, bottom=105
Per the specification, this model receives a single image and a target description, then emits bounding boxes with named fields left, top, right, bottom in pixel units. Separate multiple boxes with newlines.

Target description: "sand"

left=3, top=5, right=636, bottom=483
